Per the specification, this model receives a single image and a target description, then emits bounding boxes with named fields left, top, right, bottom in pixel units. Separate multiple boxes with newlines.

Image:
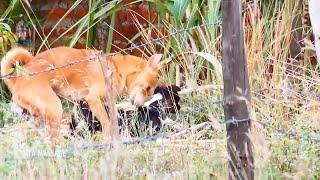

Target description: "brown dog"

left=1, top=47, right=162, bottom=145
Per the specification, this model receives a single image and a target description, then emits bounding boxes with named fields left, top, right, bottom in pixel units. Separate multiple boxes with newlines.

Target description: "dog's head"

left=128, top=54, right=162, bottom=106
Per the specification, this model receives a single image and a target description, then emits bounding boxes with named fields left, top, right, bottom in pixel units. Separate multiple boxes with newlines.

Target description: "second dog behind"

left=70, top=85, right=181, bottom=137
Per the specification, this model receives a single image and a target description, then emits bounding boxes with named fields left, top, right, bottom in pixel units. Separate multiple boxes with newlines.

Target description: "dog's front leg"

left=85, top=97, right=116, bottom=139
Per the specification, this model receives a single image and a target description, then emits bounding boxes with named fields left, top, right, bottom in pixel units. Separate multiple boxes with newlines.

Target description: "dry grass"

left=0, top=0, right=319, bottom=179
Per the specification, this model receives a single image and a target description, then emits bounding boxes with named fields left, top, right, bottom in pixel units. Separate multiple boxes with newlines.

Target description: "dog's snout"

left=131, top=93, right=147, bottom=106
left=130, top=94, right=136, bottom=104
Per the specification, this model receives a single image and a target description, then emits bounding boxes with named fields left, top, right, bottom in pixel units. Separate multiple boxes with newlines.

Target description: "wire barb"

left=225, top=117, right=250, bottom=126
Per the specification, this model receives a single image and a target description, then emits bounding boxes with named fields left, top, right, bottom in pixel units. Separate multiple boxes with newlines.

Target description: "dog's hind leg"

left=85, top=97, right=115, bottom=139
left=44, top=92, right=63, bottom=147
left=13, top=86, right=63, bottom=147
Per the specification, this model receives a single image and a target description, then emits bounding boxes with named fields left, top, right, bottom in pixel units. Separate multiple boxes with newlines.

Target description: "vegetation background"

left=0, top=0, right=319, bottom=179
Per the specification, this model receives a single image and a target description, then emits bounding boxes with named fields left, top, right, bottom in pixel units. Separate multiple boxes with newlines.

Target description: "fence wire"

left=2, top=114, right=320, bottom=162
left=0, top=0, right=262, bottom=80
left=2, top=0, right=319, bottom=162
left=0, top=21, right=221, bottom=80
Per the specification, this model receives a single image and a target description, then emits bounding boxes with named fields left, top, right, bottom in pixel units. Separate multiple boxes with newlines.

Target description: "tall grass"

left=0, top=0, right=319, bottom=179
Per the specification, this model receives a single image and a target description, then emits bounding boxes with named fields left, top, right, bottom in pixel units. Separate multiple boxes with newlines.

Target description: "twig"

left=162, top=117, right=184, bottom=131
left=170, top=121, right=216, bottom=138
left=97, top=51, right=119, bottom=139
left=178, top=85, right=223, bottom=95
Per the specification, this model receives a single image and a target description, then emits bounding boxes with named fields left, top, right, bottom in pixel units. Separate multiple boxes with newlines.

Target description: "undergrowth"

left=0, top=0, right=319, bottom=179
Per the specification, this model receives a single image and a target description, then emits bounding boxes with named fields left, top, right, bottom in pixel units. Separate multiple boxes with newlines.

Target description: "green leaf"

left=166, top=0, right=190, bottom=23
left=14, top=61, right=28, bottom=77
left=0, top=37, right=5, bottom=54
left=4, top=31, right=17, bottom=43
left=188, top=52, right=222, bottom=84
left=68, top=17, right=89, bottom=47
left=1, top=0, right=24, bottom=19
left=0, top=22, right=11, bottom=31
left=147, top=0, right=169, bottom=19
left=185, top=3, right=199, bottom=29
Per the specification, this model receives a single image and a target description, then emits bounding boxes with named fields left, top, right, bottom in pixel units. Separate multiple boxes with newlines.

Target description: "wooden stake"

left=98, top=51, right=119, bottom=139
left=222, top=0, right=254, bottom=179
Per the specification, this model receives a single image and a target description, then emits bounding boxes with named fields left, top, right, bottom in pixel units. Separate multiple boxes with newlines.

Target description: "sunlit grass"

left=0, top=0, right=319, bottom=179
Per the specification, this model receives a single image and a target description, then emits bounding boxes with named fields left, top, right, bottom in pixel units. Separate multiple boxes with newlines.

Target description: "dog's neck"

left=109, top=56, right=146, bottom=95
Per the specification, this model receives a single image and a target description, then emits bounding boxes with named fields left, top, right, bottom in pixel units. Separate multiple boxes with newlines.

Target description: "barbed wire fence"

left=2, top=111, right=320, bottom=162
left=0, top=0, right=264, bottom=80
left=0, top=22, right=220, bottom=80
left=2, top=0, right=320, bottom=162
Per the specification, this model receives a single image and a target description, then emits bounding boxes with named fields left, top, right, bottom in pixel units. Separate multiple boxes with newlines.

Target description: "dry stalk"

left=98, top=52, right=119, bottom=139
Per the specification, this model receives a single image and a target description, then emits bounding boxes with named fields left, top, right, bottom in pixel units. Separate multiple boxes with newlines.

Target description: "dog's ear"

left=154, top=86, right=163, bottom=94
left=169, top=85, right=181, bottom=92
left=147, top=54, right=162, bottom=69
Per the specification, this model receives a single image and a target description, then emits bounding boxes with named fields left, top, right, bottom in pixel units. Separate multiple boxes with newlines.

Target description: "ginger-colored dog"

left=1, top=47, right=162, bottom=145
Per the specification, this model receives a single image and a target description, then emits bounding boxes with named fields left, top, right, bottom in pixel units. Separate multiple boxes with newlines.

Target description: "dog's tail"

left=1, top=47, right=34, bottom=86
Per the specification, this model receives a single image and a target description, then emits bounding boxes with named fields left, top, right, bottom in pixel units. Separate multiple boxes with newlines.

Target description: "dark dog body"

left=70, top=85, right=181, bottom=137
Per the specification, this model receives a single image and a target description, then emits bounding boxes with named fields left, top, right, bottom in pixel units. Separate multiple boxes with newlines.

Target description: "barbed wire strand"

left=4, top=0, right=317, bottom=162
left=0, top=0, right=262, bottom=80
left=253, top=119, right=320, bottom=143
left=3, top=135, right=161, bottom=162
left=2, top=115, right=320, bottom=162
left=0, top=21, right=222, bottom=80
